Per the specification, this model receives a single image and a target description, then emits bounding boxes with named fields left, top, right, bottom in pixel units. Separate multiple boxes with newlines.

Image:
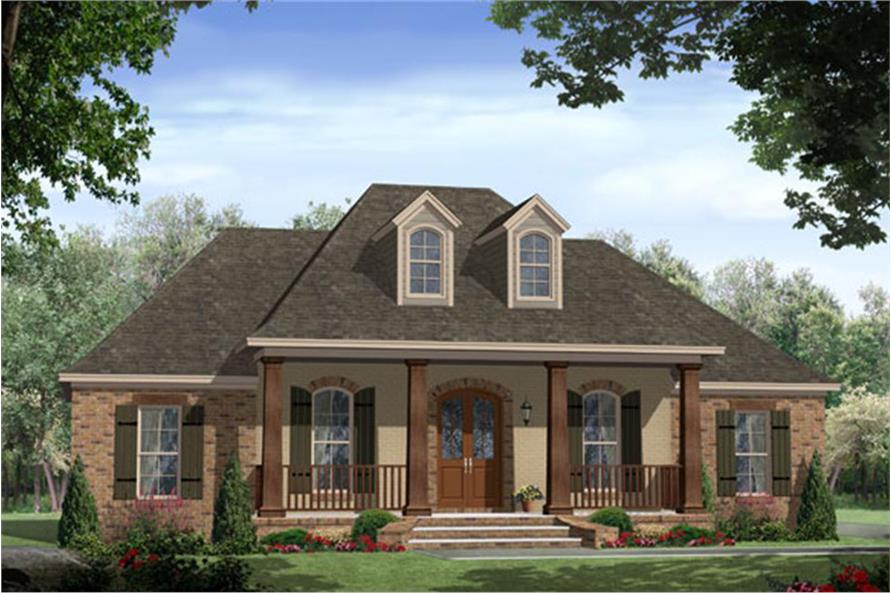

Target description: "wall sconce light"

left=520, top=399, right=533, bottom=426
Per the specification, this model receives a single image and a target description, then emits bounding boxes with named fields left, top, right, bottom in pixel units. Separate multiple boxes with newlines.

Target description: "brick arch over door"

left=427, top=378, right=515, bottom=510
left=575, top=379, right=629, bottom=396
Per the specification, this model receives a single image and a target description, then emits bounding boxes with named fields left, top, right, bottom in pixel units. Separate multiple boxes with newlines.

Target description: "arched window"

left=583, top=391, right=619, bottom=466
left=519, top=232, right=551, bottom=297
left=409, top=229, right=443, bottom=295
left=312, top=388, right=352, bottom=488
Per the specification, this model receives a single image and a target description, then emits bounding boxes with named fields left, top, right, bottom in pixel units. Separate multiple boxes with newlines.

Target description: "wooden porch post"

left=678, top=363, right=704, bottom=512
left=259, top=357, right=285, bottom=517
left=544, top=362, right=572, bottom=515
left=403, top=360, right=431, bottom=516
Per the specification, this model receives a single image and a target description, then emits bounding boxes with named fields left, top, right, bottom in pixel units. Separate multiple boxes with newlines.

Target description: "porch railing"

left=570, top=464, right=680, bottom=510
left=255, top=465, right=406, bottom=511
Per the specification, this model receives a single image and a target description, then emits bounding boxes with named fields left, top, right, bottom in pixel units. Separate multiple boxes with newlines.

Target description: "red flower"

left=816, top=585, right=836, bottom=592
left=132, top=560, right=145, bottom=571
left=851, top=569, right=870, bottom=584
left=147, top=553, right=160, bottom=563
left=396, top=545, right=406, bottom=552
left=856, top=585, right=879, bottom=592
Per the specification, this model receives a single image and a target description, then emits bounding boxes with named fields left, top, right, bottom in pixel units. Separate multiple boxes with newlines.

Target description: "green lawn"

left=837, top=508, right=890, bottom=526
left=1, top=512, right=60, bottom=548
left=245, top=552, right=888, bottom=592
left=735, top=536, right=888, bottom=548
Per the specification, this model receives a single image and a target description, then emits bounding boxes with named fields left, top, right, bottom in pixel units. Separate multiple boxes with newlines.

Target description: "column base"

left=543, top=504, right=573, bottom=515
left=402, top=506, right=432, bottom=517
left=258, top=507, right=286, bottom=518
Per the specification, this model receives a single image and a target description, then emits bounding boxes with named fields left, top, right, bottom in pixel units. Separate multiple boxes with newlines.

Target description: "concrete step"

left=411, top=525, right=570, bottom=539
left=408, top=537, right=582, bottom=550
left=417, top=516, right=559, bottom=527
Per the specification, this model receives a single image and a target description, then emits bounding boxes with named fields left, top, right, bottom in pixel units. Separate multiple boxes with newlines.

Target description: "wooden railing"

left=570, top=464, right=680, bottom=510
left=260, top=464, right=407, bottom=511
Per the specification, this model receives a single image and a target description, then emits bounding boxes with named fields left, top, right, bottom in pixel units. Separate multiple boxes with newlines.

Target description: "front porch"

left=253, top=357, right=706, bottom=518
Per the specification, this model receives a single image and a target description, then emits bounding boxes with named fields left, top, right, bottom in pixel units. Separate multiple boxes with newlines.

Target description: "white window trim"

left=136, top=405, right=182, bottom=499
left=734, top=411, right=771, bottom=495
left=508, top=227, right=563, bottom=309
left=517, top=230, right=553, bottom=300
left=581, top=390, right=621, bottom=466
left=406, top=226, right=446, bottom=298
left=397, top=222, right=455, bottom=306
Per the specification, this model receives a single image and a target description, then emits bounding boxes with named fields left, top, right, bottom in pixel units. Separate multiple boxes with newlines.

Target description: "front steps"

left=407, top=514, right=581, bottom=550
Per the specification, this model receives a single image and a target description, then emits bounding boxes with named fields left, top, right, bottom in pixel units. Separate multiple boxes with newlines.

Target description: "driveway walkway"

left=838, top=521, right=889, bottom=539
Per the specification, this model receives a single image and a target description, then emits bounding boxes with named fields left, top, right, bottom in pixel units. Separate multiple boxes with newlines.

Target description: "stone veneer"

left=71, top=389, right=258, bottom=539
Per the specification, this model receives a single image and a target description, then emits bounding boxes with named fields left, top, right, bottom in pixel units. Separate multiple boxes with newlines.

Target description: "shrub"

left=123, top=500, right=209, bottom=556
left=513, top=485, right=544, bottom=502
left=588, top=507, right=633, bottom=534
left=68, top=532, right=115, bottom=562
left=212, top=451, right=258, bottom=554
left=351, top=509, right=399, bottom=542
left=796, top=452, right=837, bottom=541
left=753, top=520, right=792, bottom=542
left=58, top=456, right=100, bottom=548
left=604, top=524, right=735, bottom=548
left=701, top=463, right=716, bottom=515
left=119, top=550, right=257, bottom=591
left=259, top=528, right=308, bottom=546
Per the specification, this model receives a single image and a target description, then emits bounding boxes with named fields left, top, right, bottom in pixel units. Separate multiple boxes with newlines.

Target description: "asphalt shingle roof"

left=68, top=183, right=829, bottom=384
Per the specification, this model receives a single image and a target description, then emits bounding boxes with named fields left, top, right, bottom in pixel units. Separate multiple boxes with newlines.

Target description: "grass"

left=836, top=508, right=890, bottom=526
left=735, top=536, right=888, bottom=549
left=245, top=552, right=888, bottom=592
left=1, top=512, right=61, bottom=548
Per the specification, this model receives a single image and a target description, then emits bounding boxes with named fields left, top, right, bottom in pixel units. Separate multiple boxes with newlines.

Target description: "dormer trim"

left=372, top=190, right=462, bottom=241
left=475, top=194, right=570, bottom=246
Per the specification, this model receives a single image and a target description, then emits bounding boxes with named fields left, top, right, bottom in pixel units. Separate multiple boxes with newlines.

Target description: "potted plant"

left=513, top=485, right=544, bottom=513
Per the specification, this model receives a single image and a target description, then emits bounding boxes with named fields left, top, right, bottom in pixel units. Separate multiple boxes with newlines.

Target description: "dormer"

left=475, top=194, right=569, bottom=309
left=372, top=190, right=462, bottom=306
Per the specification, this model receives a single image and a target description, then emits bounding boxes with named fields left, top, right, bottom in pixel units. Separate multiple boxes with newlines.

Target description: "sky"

left=46, top=2, right=889, bottom=314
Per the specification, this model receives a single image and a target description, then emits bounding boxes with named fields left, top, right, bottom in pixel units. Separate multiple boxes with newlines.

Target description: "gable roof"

left=66, top=228, right=327, bottom=376
left=66, top=183, right=831, bottom=385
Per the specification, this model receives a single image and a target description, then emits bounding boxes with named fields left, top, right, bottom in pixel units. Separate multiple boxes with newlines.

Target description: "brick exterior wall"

left=71, top=389, right=258, bottom=539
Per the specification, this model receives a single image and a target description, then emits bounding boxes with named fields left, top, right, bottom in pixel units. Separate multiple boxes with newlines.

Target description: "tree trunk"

left=32, top=465, right=41, bottom=513
left=1, top=1, right=22, bottom=111
left=42, top=461, right=59, bottom=512
left=828, top=465, right=841, bottom=492
left=59, top=471, right=70, bottom=508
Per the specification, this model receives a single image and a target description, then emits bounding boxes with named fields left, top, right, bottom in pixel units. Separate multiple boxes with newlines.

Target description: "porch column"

left=544, top=361, right=572, bottom=515
left=403, top=359, right=431, bottom=516
left=259, top=357, right=285, bottom=517
left=678, top=363, right=704, bottom=512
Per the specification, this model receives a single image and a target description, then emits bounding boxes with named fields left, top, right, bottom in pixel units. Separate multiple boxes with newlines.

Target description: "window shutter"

left=716, top=410, right=736, bottom=497
left=621, top=391, right=642, bottom=465
left=289, top=387, right=312, bottom=494
left=180, top=406, right=204, bottom=500
left=568, top=390, right=582, bottom=494
left=354, top=387, right=376, bottom=495
left=770, top=409, right=792, bottom=496
left=114, top=405, right=138, bottom=500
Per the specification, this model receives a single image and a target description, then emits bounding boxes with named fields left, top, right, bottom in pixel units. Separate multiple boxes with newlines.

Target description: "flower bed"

left=779, top=562, right=887, bottom=592
left=266, top=532, right=406, bottom=554
left=604, top=524, right=736, bottom=548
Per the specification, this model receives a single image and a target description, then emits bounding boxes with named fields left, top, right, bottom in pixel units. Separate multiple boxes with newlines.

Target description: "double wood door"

left=437, top=391, right=501, bottom=508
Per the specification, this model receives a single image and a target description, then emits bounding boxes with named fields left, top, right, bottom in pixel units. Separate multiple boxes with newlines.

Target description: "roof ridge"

left=218, top=227, right=329, bottom=234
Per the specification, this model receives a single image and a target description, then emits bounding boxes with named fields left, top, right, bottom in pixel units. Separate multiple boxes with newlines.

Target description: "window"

left=735, top=411, right=768, bottom=494
left=408, top=229, right=443, bottom=295
left=138, top=406, right=180, bottom=498
left=312, top=388, right=352, bottom=489
left=582, top=391, right=619, bottom=466
left=519, top=233, right=551, bottom=297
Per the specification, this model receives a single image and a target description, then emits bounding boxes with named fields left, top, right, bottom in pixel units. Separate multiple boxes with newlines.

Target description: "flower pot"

left=521, top=500, right=531, bottom=513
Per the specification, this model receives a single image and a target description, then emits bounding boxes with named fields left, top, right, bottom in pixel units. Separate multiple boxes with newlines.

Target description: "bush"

left=701, top=463, right=716, bottom=515
left=126, top=518, right=208, bottom=556
left=351, top=509, right=398, bottom=542
left=753, top=520, right=792, bottom=542
left=212, top=451, right=258, bottom=554
left=796, top=451, right=837, bottom=541
left=588, top=507, right=633, bottom=534
left=259, top=528, right=308, bottom=546
left=68, top=532, right=115, bottom=562
left=605, top=524, right=735, bottom=548
left=120, top=550, right=257, bottom=592
left=58, top=456, right=100, bottom=548
left=717, top=504, right=792, bottom=542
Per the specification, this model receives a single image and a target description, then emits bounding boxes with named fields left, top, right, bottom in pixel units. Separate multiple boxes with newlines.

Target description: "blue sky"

left=48, top=2, right=889, bottom=313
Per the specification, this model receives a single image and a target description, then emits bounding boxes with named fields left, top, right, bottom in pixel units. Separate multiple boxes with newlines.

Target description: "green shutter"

left=716, top=410, right=736, bottom=497
left=354, top=387, right=376, bottom=495
left=180, top=406, right=204, bottom=500
left=770, top=410, right=792, bottom=496
left=289, top=387, right=312, bottom=494
left=621, top=391, right=642, bottom=465
left=568, top=390, right=582, bottom=494
left=114, top=405, right=138, bottom=500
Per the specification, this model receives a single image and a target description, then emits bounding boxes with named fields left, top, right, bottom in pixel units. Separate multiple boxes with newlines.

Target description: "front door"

left=437, top=391, right=501, bottom=508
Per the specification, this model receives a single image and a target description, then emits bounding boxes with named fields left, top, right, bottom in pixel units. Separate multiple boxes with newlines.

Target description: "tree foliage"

left=795, top=451, right=837, bottom=541
left=825, top=389, right=890, bottom=492
left=211, top=452, right=257, bottom=554
left=291, top=199, right=351, bottom=231
left=57, top=456, right=99, bottom=547
left=491, top=2, right=889, bottom=249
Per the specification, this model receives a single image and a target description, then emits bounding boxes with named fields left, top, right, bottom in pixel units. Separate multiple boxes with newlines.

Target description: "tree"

left=825, top=389, right=890, bottom=498
left=211, top=452, right=257, bottom=554
left=118, top=194, right=251, bottom=300
left=589, top=229, right=703, bottom=298
left=57, top=456, right=99, bottom=547
left=838, top=285, right=891, bottom=396
left=795, top=451, right=837, bottom=541
left=291, top=199, right=351, bottom=231
left=705, top=258, right=782, bottom=339
left=490, top=2, right=889, bottom=249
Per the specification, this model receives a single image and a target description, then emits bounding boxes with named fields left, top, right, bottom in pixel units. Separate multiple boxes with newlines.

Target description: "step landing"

left=406, top=515, right=582, bottom=550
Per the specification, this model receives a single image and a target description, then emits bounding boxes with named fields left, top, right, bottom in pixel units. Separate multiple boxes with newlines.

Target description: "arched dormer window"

left=408, top=228, right=443, bottom=295
left=518, top=232, right=551, bottom=298
left=582, top=390, right=619, bottom=466
left=312, top=388, right=352, bottom=488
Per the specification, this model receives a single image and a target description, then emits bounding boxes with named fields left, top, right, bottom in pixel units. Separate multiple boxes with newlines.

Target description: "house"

left=63, top=183, right=837, bottom=542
